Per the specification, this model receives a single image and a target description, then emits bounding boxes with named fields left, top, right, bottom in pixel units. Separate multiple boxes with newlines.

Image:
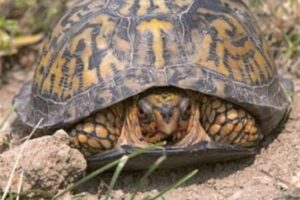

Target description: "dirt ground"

left=0, top=1, right=300, bottom=200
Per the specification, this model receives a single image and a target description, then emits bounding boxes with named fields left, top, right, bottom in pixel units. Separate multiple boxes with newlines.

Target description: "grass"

left=0, top=0, right=68, bottom=79
left=247, top=0, right=300, bottom=71
left=130, top=156, right=167, bottom=200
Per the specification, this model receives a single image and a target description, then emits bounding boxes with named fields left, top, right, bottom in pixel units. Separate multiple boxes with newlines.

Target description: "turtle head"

left=137, top=88, right=192, bottom=143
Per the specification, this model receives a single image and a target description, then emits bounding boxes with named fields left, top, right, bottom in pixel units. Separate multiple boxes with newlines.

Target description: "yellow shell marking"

left=247, top=59, right=259, bottom=83
left=226, top=56, right=243, bottom=80
left=34, top=44, right=50, bottom=87
left=262, top=40, right=275, bottom=72
left=71, top=28, right=97, bottom=92
left=197, top=34, right=229, bottom=74
left=215, top=40, right=230, bottom=77
left=137, top=0, right=151, bottom=16
left=64, top=58, right=77, bottom=98
left=99, top=52, right=126, bottom=80
left=137, top=19, right=173, bottom=69
left=174, top=0, right=193, bottom=7
left=119, top=0, right=135, bottom=16
left=43, top=51, right=64, bottom=95
left=194, top=9, right=271, bottom=83
left=254, top=49, right=270, bottom=77
left=113, top=36, right=131, bottom=52
left=152, top=0, right=169, bottom=14
left=38, top=14, right=120, bottom=98
left=90, top=15, right=115, bottom=48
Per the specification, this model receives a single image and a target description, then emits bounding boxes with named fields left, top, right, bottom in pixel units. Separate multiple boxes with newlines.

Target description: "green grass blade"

left=104, top=155, right=129, bottom=200
left=52, top=142, right=166, bottom=200
left=130, top=156, right=167, bottom=200
left=144, top=169, right=198, bottom=200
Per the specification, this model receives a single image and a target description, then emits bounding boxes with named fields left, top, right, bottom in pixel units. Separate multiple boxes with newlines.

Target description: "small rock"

left=0, top=130, right=87, bottom=193
left=111, top=189, right=126, bottom=200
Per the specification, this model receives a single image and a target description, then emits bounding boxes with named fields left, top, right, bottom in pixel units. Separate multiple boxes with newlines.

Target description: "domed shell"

left=15, top=0, right=291, bottom=134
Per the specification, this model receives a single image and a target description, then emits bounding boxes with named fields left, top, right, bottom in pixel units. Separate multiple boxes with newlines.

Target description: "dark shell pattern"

left=15, top=0, right=291, bottom=134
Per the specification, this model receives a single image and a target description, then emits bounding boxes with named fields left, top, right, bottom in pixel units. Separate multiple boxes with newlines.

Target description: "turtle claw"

left=116, top=104, right=152, bottom=148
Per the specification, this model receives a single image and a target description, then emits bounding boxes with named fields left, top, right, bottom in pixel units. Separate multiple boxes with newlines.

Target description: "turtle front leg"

left=199, top=96, right=263, bottom=147
left=69, top=103, right=125, bottom=156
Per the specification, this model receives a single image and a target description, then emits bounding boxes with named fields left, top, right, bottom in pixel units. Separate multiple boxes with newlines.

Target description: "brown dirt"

left=0, top=130, right=86, bottom=194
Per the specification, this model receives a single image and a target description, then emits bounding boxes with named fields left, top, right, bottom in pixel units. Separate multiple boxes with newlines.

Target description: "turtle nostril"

left=161, top=107, right=173, bottom=122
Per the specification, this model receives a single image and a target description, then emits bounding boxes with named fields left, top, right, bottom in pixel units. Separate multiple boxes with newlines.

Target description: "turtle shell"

left=15, top=0, right=292, bottom=136
left=87, top=142, right=255, bottom=170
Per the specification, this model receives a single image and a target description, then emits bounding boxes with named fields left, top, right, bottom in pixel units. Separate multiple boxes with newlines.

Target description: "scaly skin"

left=70, top=88, right=262, bottom=156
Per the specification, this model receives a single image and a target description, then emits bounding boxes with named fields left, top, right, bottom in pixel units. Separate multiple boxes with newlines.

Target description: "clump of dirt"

left=0, top=130, right=86, bottom=194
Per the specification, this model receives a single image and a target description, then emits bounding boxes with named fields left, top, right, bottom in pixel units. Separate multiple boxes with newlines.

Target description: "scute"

left=15, top=0, right=291, bottom=134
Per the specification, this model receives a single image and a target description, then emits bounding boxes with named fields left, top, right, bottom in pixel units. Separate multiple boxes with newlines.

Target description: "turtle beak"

left=160, top=106, right=173, bottom=123
left=154, top=107, right=180, bottom=135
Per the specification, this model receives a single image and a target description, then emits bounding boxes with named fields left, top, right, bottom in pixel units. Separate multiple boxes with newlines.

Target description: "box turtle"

left=14, top=0, right=293, bottom=169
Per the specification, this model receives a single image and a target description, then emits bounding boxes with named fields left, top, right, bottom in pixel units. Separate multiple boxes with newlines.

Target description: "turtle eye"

left=182, top=104, right=191, bottom=120
left=138, top=107, right=146, bottom=118
left=137, top=100, right=152, bottom=118
left=180, top=98, right=191, bottom=120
